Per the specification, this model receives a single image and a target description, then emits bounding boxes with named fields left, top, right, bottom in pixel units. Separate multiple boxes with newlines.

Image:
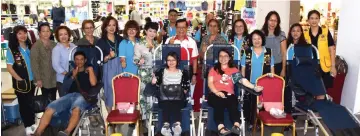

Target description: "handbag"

left=32, top=87, right=51, bottom=113
left=159, top=84, right=184, bottom=101
left=74, top=77, right=102, bottom=104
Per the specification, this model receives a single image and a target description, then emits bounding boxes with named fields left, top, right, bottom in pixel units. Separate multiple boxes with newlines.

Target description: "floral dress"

left=134, top=38, right=159, bottom=119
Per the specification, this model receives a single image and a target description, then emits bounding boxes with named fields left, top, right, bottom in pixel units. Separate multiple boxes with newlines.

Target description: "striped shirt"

left=163, top=69, right=182, bottom=85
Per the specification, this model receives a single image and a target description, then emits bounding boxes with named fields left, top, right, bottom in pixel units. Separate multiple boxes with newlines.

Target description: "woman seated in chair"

left=151, top=52, right=190, bottom=136
left=207, top=49, right=264, bottom=135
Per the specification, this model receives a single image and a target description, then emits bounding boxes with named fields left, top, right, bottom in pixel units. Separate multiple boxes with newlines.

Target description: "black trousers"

left=159, top=100, right=185, bottom=123
left=208, top=91, right=240, bottom=125
left=243, top=93, right=257, bottom=125
left=15, top=86, right=35, bottom=127
left=274, top=62, right=283, bottom=75
left=57, top=82, right=65, bottom=97
left=42, top=87, right=57, bottom=101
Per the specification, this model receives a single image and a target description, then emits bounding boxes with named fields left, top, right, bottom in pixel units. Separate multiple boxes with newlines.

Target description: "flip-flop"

left=89, top=116, right=99, bottom=127
left=218, top=127, right=231, bottom=136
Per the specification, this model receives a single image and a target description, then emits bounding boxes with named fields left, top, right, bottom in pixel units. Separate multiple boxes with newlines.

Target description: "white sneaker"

left=25, top=126, right=35, bottom=135
left=161, top=123, right=172, bottom=136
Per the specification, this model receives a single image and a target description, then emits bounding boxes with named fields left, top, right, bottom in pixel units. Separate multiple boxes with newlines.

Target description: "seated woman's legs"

left=34, top=93, right=75, bottom=135
left=169, top=100, right=184, bottom=135
left=207, top=92, right=229, bottom=133
left=225, top=94, right=241, bottom=127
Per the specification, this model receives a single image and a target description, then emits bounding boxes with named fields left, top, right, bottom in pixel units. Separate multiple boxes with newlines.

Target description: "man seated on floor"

left=34, top=51, right=97, bottom=136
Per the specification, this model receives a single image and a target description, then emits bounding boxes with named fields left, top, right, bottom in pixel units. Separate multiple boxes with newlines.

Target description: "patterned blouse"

left=134, top=38, right=159, bottom=83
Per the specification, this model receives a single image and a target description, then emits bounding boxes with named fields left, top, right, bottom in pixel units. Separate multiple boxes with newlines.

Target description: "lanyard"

left=107, top=39, right=117, bottom=57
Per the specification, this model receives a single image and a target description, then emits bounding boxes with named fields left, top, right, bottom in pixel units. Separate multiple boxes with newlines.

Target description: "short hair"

left=248, top=30, right=266, bottom=46
left=123, top=20, right=141, bottom=39
left=175, top=18, right=188, bottom=27
left=165, top=51, right=179, bottom=68
left=38, top=22, right=51, bottom=32
left=207, top=19, right=221, bottom=34
left=81, top=20, right=95, bottom=30
left=74, top=51, right=87, bottom=59
left=143, top=22, right=159, bottom=35
left=168, top=9, right=178, bottom=14
left=54, top=26, right=72, bottom=42
left=307, top=10, right=321, bottom=19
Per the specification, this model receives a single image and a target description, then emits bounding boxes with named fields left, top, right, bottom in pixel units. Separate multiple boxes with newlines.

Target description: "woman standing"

left=241, top=30, right=275, bottom=129
left=261, top=11, right=287, bottom=77
left=229, top=19, right=249, bottom=59
left=195, top=18, right=228, bottom=112
left=96, top=16, right=123, bottom=111
left=119, top=20, right=141, bottom=75
left=52, top=26, right=76, bottom=97
left=31, top=23, right=57, bottom=101
left=6, top=25, right=36, bottom=135
left=134, top=22, right=159, bottom=120
left=304, top=10, right=336, bottom=91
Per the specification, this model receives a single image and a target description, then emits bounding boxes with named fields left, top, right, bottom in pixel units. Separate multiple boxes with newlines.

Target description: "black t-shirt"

left=69, top=71, right=91, bottom=94
left=309, top=26, right=335, bottom=47
left=309, top=26, right=335, bottom=59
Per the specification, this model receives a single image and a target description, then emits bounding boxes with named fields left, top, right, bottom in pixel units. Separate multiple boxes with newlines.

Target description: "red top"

left=208, top=67, right=239, bottom=94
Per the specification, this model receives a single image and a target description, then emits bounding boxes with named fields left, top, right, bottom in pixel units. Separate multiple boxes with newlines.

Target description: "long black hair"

left=9, top=25, right=32, bottom=51
left=287, top=23, right=308, bottom=47
left=230, top=19, right=249, bottom=42
left=214, top=48, right=235, bottom=75
left=261, top=11, right=282, bottom=36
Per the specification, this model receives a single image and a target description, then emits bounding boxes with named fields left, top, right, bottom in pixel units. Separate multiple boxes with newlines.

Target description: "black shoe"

left=231, top=126, right=241, bottom=135
left=57, top=131, right=68, bottom=136
left=218, top=127, right=231, bottom=136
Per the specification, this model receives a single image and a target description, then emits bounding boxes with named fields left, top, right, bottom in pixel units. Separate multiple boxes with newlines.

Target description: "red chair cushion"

left=258, top=111, right=293, bottom=125
left=107, top=110, right=140, bottom=123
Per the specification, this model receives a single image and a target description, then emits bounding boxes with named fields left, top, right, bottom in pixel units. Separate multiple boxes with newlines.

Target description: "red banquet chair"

left=106, top=72, right=141, bottom=136
left=252, top=74, right=295, bottom=136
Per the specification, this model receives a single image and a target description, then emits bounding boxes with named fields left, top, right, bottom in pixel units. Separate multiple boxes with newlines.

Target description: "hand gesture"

left=161, top=28, right=167, bottom=36
left=86, top=66, right=94, bottom=73
left=36, top=80, right=42, bottom=88
left=254, top=86, right=264, bottom=92
left=169, top=37, right=176, bottom=44
left=330, top=66, right=337, bottom=78
left=109, top=48, right=115, bottom=58
left=72, top=67, right=79, bottom=78
left=151, top=76, right=157, bottom=84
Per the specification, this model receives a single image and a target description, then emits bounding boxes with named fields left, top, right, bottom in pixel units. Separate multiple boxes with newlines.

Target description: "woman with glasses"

left=229, top=19, right=249, bottom=59
left=76, top=20, right=99, bottom=46
left=119, top=20, right=141, bottom=75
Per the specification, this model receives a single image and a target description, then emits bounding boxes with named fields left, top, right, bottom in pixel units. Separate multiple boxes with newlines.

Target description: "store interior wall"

left=337, top=0, right=360, bottom=114
left=289, top=1, right=300, bottom=28
left=255, top=0, right=290, bottom=34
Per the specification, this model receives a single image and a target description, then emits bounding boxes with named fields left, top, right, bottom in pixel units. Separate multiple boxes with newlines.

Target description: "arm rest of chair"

left=239, top=84, right=262, bottom=96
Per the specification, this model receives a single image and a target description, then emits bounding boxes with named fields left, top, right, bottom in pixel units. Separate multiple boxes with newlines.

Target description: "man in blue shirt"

left=157, top=9, right=178, bottom=44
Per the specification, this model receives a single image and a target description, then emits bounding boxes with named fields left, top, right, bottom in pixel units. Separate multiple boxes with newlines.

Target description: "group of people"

left=6, top=8, right=336, bottom=136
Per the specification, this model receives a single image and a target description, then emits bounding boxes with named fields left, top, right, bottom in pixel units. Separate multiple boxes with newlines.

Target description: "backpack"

left=335, top=55, right=348, bottom=75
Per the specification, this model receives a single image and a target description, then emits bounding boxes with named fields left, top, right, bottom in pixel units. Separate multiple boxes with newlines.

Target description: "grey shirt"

left=75, top=37, right=99, bottom=46
left=265, top=31, right=286, bottom=64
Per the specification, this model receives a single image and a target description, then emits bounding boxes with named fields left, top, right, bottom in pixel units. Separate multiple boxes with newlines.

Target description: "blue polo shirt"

left=241, top=47, right=274, bottom=83
left=168, top=26, right=177, bottom=37
left=118, top=39, right=138, bottom=75
left=6, top=46, right=34, bottom=81
left=234, top=36, right=244, bottom=60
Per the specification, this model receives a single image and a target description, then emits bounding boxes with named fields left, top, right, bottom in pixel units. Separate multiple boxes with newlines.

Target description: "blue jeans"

left=47, top=92, right=89, bottom=116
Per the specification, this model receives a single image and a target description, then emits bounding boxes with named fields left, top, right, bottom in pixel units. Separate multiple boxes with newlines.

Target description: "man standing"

left=157, top=9, right=178, bottom=44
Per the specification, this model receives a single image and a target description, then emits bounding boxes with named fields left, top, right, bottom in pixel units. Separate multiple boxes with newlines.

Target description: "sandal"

left=231, top=125, right=241, bottom=135
left=218, top=127, right=231, bottom=136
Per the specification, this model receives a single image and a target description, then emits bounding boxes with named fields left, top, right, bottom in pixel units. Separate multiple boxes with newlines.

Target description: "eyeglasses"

left=219, top=55, right=229, bottom=59
left=167, top=59, right=177, bottom=62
